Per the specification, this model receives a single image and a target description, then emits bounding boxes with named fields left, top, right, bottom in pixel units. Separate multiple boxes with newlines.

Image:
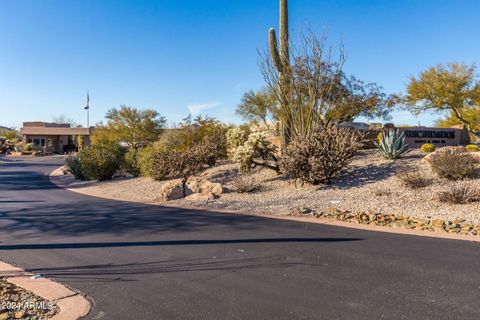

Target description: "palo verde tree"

left=236, top=88, right=278, bottom=131
left=92, top=105, right=166, bottom=149
left=405, top=63, right=480, bottom=134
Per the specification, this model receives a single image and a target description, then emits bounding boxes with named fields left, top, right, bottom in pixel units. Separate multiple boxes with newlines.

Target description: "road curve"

left=1, top=156, right=480, bottom=320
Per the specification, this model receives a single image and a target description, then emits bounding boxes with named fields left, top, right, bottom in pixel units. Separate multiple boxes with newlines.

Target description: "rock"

left=14, top=311, right=25, bottom=319
left=0, top=313, right=8, bottom=320
left=185, top=193, right=215, bottom=202
left=431, top=219, right=445, bottom=228
left=391, top=221, right=411, bottom=229
left=186, top=177, right=224, bottom=195
left=160, top=179, right=185, bottom=201
left=298, top=207, right=312, bottom=214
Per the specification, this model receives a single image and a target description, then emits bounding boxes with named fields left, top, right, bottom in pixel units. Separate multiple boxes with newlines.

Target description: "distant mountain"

left=0, top=126, right=14, bottom=132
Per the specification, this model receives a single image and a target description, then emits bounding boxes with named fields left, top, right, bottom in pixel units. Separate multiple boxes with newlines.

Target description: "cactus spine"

left=269, top=0, right=292, bottom=149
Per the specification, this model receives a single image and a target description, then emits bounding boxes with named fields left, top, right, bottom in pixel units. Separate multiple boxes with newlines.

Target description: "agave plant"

left=375, top=129, right=410, bottom=159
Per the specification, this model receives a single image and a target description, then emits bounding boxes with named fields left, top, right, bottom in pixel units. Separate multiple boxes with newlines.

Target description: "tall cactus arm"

left=269, top=28, right=282, bottom=72
left=279, top=0, right=289, bottom=65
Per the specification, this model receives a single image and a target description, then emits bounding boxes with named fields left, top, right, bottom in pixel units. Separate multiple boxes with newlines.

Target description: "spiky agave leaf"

left=375, top=129, right=410, bottom=159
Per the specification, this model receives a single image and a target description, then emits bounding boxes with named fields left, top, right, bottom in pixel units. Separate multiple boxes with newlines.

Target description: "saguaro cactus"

left=268, top=0, right=292, bottom=149
left=269, top=0, right=290, bottom=73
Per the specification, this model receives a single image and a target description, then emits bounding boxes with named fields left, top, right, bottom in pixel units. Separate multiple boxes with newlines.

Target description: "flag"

left=84, top=92, right=90, bottom=110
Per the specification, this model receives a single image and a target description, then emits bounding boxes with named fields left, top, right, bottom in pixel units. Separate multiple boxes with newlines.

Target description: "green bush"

left=79, top=143, right=126, bottom=180
left=23, top=143, right=34, bottom=152
left=281, top=126, right=364, bottom=185
left=64, top=153, right=84, bottom=180
left=428, top=147, right=479, bottom=180
left=420, top=143, right=436, bottom=153
left=122, top=149, right=141, bottom=177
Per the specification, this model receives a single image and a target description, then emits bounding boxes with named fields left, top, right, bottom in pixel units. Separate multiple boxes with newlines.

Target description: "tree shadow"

left=0, top=198, right=359, bottom=237
left=21, top=254, right=333, bottom=282
left=0, top=171, right=60, bottom=191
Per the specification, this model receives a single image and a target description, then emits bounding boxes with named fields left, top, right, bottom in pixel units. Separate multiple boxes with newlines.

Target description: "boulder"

left=186, top=177, right=223, bottom=196
left=160, top=179, right=185, bottom=201
left=185, top=193, right=215, bottom=202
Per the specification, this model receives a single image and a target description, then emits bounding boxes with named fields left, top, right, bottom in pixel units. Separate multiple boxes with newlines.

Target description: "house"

left=20, top=122, right=92, bottom=154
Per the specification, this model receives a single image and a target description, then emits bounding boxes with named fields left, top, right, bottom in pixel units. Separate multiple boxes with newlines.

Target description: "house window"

left=47, top=139, right=53, bottom=147
left=32, top=138, right=45, bottom=147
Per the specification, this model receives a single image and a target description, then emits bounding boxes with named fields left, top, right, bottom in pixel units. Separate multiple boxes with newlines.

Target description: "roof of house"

left=20, top=122, right=91, bottom=136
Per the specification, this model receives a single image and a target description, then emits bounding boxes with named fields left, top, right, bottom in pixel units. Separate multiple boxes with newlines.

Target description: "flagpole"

left=85, top=91, right=90, bottom=128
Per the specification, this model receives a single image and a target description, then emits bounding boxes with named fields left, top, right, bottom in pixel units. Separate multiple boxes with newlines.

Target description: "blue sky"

left=0, top=0, right=479, bottom=129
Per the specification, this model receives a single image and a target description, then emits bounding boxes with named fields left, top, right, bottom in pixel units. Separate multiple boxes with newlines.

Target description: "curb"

left=50, top=167, right=480, bottom=243
left=0, top=261, right=91, bottom=320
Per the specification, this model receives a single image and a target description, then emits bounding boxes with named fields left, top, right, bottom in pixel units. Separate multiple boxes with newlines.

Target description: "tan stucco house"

left=20, top=122, right=92, bottom=154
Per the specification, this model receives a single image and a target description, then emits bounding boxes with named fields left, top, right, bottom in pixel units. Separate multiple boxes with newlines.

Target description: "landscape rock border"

left=307, top=208, right=480, bottom=236
left=49, top=167, right=480, bottom=243
left=0, top=260, right=91, bottom=320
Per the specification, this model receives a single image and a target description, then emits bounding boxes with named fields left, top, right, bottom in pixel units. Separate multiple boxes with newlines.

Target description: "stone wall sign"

left=399, top=127, right=463, bottom=147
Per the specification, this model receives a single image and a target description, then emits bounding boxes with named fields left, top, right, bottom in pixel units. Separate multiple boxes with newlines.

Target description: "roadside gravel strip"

left=0, top=261, right=90, bottom=320
left=50, top=166, right=480, bottom=243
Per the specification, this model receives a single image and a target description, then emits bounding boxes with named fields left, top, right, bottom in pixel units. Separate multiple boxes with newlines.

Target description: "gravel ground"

left=0, top=279, right=58, bottom=319
left=62, top=150, right=480, bottom=224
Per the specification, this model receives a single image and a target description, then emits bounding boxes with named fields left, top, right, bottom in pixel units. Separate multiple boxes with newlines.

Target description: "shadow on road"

left=25, top=255, right=332, bottom=282
left=0, top=237, right=362, bottom=250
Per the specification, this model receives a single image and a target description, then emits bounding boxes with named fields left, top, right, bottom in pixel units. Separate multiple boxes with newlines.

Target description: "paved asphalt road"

left=1, top=156, right=480, bottom=320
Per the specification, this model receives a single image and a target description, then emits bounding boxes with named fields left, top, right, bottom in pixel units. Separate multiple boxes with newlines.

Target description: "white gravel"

left=59, top=150, right=480, bottom=224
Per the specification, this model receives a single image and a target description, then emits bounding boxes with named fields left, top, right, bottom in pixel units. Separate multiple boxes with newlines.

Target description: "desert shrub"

left=233, top=175, right=259, bottom=193
left=148, top=143, right=208, bottom=181
left=428, top=148, right=479, bottom=180
left=396, top=168, right=432, bottom=189
left=281, top=126, right=364, bottom=185
left=64, top=153, right=84, bottom=180
left=148, top=148, right=180, bottom=181
left=420, top=143, right=436, bottom=153
left=23, top=143, right=34, bottom=152
left=226, top=126, right=251, bottom=150
left=158, top=115, right=229, bottom=164
left=122, top=149, right=141, bottom=177
left=228, top=129, right=278, bottom=174
left=137, top=145, right=157, bottom=177
left=79, top=143, right=126, bottom=180
left=466, top=144, right=479, bottom=152
left=375, top=129, right=409, bottom=159
left=437, top=185, right=480, bottom=204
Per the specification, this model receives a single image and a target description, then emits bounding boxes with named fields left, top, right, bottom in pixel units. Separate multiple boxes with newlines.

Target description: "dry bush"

left=148, top=148, right=180, bottom=181
left=428, top=147, right=479, bottom=180
left=148, top=142, right=214, bottom=181
left=396, top=168, right=432, bottom=189
left=281, top=126, right=364, bottom=185
left=437, top=185, right=480, bottom=204
left=233, top=175, right=259, bottom=193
